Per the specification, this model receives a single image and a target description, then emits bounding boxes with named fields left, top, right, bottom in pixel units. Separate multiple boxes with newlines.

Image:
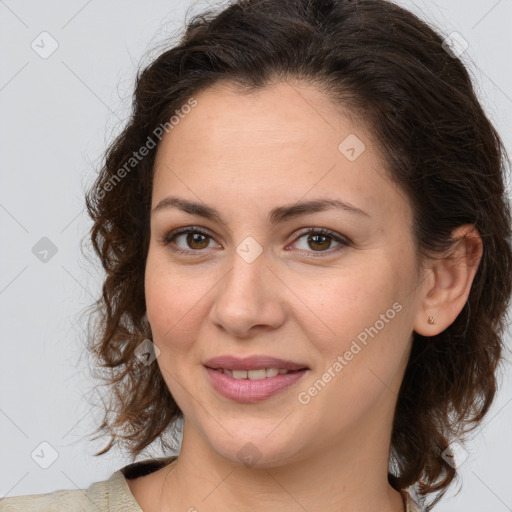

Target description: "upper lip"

left=204, top=355, right=309, bottom=371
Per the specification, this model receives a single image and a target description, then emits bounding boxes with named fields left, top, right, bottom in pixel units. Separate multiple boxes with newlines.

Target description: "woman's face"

left=145, top=80, right=429, bottom=467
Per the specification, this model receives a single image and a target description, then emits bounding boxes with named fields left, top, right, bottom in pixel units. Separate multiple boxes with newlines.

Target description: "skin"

left=128, top=79, right=483, bottom=512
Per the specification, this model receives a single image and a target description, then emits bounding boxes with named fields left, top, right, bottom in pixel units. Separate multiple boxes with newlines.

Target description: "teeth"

left=222, top=368, right=288, bottom=379
left=248, top=369, right=266, bottom=380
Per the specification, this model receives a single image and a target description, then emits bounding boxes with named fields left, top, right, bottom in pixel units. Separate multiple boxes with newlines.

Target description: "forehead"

left=151, top=80, right=410, bottom=227
left=157, top=80, right=370, bottom=158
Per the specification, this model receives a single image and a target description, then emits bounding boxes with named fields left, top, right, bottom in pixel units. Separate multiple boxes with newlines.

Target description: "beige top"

left=0, top=456, right=423, bottom=511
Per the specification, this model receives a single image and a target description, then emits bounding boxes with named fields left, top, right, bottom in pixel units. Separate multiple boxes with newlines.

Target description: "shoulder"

left=0, top=486, right=92, bottom=511
left=0, top=456, right=175, bottom=512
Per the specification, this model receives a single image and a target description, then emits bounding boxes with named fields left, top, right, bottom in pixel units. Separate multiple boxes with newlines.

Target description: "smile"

left=211, top=368, right=295, bottom=379
left=205, top=366, right=308, bottom=403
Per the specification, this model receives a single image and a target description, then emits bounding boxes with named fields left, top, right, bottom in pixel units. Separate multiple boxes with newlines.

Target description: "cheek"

left=144, top=251, right=209, bottom=349
left=299, top=285, right=409, bottom=438
left=306, top=265, right=400, bottom=346
left=305, top=262, right=412, bottom=395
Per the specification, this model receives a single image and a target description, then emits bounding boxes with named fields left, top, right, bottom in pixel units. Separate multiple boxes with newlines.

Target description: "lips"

left=205, top=366, right=308, bottom=403
left=203, top=355, right=309, bottom=372
left=203, top=355, right=310, bottom=402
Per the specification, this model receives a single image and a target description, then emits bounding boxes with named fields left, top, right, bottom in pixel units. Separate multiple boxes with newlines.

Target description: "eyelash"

left=160, top=226, right=351, bottom=258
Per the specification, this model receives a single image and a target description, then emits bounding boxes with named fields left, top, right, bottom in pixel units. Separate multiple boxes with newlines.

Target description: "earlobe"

left=413, top=224, right=483, bottom=336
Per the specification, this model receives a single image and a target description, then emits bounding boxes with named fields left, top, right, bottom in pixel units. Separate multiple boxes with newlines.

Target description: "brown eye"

left=306, top=233, right=333, bottom=251
left=162, top=227, right=219, bottom=254
left=162, top=226, right=349, bottom=258
left=183, top=232, right=210, bottom=250
left=291, top=228, right=350, bottom=256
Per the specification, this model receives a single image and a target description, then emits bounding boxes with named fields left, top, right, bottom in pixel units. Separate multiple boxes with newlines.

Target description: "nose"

left=209, top=243, right=286, bottom=338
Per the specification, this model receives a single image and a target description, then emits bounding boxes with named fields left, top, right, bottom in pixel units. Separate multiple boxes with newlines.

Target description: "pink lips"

left=203, top=355, right=309, bottom=403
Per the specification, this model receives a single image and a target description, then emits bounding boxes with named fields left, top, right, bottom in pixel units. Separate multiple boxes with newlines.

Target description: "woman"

left=3, top=0, right=511, bottom=511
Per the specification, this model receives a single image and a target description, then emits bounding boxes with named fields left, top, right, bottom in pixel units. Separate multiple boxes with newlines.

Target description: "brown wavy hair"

left=83, top=0, right=512, bottom=509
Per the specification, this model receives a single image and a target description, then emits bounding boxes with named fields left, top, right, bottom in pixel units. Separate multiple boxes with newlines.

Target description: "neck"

left=156, top=416, right=405, bottom=512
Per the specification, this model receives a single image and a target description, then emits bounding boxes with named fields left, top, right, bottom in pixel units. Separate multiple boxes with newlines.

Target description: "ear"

left=413, top=224, right=483, bottom=336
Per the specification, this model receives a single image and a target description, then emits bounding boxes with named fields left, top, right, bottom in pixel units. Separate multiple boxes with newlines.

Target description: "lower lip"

left=205, top=367, right=308, bottom=403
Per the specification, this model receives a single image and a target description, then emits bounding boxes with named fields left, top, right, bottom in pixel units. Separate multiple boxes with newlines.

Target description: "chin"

left=206, top=432, right=306, bottom=470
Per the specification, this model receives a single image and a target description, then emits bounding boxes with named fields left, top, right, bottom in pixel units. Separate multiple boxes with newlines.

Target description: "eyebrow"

left=152, top=195, right=370, bottom=224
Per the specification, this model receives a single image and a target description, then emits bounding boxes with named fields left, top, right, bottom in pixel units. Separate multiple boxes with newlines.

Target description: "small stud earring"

left=428, top=316, right=436, bottom=325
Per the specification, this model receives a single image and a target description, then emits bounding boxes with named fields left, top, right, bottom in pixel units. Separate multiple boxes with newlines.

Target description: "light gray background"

left=1, top=1, right=511, bottom=510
